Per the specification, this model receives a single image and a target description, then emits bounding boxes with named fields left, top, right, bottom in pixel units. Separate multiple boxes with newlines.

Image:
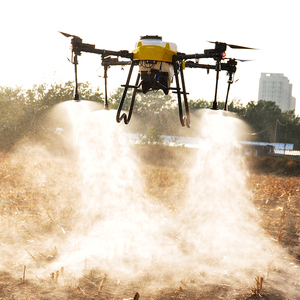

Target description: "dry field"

left=1, top=146, right=300, bottom=299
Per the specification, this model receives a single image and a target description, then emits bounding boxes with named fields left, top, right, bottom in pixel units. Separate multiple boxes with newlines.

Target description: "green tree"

left=225, top=99, right=247, bottom=117
left=0, top=86, right=28, bottom=149
left=243, top=100, right=282, bottom=143
left=277, top=110, right=300, bottom=149
left=108, top=88, right=175, bottom=114
left=188, top=98, right=211, bottom=110
left=0, top=81, right=104, bottom=150
left=140, top=125, right=164, bottom=145
left=135, top=91, right=175, bottom=115
left=2, top=82, right=300, bottom=151
left=108, top=87, right=133, bottom=110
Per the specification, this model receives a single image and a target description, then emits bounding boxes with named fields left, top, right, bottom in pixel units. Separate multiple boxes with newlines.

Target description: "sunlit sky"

left=1, top=0, right=299, bottom=113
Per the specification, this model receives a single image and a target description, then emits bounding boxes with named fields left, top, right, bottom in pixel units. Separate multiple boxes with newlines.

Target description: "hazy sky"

left=1, top=0, right=299, bottom=113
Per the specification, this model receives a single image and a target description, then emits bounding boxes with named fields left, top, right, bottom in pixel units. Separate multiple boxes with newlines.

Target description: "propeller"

left=224, top=57, right=253, bottom=62
left=59, top=31, right=83, bottom=46
left=59, top=31, right=78, bottom=38
left=207, top=41, right=258, bottom=50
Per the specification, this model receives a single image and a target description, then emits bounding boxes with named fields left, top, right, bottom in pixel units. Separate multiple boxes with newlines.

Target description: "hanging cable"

left=244, top=119, right=287, bottom=136
left=276, top=119, right=287, bottom=126
left=245, top=122, right=275, bottom=136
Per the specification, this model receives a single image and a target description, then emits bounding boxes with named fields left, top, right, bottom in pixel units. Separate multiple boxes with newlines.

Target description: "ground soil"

left=1, top=146, right=300, bottom=299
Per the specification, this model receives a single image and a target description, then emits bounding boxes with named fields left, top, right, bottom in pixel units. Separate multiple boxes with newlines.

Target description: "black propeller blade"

left=224, top=58, right=253, bottom=62
left=227, top=44, right=257, bottom=50
left=59, top=31, right=78, bottom=38
left=208, top=41, right=258, bottom=50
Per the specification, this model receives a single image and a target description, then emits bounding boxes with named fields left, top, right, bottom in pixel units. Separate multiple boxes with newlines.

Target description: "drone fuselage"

left=60, top=31, right=249, bottom=127
left=132, top=36, right=178, bottom=94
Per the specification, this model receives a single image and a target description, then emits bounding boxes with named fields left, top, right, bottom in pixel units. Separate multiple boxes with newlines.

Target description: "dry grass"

left=247, top=174, right=300, bottom=253
left=1, top=149, right=300, bottom=299
left=0, top=152, right=80, bottom=239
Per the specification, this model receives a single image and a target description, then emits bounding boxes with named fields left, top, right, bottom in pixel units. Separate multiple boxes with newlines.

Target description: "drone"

left=60, top=32, right=255, bottom=128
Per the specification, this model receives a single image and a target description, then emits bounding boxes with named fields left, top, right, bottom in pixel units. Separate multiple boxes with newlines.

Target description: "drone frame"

left=61, top=32, right=250, bottom=127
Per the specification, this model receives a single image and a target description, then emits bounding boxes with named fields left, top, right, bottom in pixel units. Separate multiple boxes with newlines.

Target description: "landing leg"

left=116, top=61, right=140, bottom=124
left=212, top=60, right=221, bottom=110
left=173, top=61, right=191, bottom=127
left=179, top=63, right=191, bottom=128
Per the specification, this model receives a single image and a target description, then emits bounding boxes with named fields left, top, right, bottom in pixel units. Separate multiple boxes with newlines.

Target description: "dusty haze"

left=1, top=102, right=300, bottom=298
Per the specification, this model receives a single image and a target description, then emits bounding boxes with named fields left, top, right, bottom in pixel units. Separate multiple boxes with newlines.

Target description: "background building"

left=258, top=73, right=296, bottom=112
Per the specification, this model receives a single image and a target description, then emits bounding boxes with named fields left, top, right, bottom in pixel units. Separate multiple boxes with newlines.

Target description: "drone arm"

left=175, top=52, right=211, bottom=61
left=102, top=59, right=131, bottom=67
left=185, top=61, right=216, bottom=71
left=182, top=53, right=211, bottom=60
left=185, top=61, right=237, bottom=72
left=89, top=48, right=133, bottom=59
left=68, top=34, right=133, bottom=105
left=72, top=41, right=133, bottom=59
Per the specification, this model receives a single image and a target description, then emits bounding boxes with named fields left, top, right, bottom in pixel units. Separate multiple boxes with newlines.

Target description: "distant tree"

left=2, top=82, right=300, bottom=151
left=0, top=86, right=27, bottom=150
left=108, top=88, right=133, bottom=110
left=140, top=125, right=165, bottom=145
left=226, top=99, right=247, bottom=117
left=0, top=81, right=104, bottom=150
left=188, top=99, right=211, bottom=110
left=40, top=81, right=103, bottom=109
left=108, top=88, right=175, bottom=114
left=185, top=98, right=300, bottom=148
left=277, top=110, right=300, bottom=149
left=243, top=100, right=282, bottom=142
left=76, top=82, right=104, bottom=103
left=135, top=90, right=175, bottom=115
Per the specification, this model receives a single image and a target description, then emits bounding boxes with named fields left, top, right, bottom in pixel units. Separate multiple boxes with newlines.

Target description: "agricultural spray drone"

left=60, top=32, right=255, bottom=127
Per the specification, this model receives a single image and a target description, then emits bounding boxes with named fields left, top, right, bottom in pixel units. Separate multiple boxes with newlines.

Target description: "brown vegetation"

left=1, top=147, right=300, bottom=299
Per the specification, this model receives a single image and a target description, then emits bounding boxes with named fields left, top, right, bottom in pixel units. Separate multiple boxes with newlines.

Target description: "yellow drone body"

left=132, top=35, right=177, bottom=62
left=132, top=36, right=178, bottom=94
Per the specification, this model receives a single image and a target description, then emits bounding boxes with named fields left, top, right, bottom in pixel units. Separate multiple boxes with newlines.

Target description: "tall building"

left=258, top=73, right=296, bottom=112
